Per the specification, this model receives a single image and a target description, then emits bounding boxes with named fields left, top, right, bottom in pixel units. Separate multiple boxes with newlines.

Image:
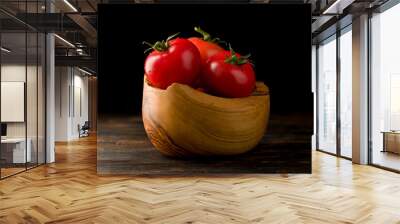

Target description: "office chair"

left=78, top=121, right=90, bottom=138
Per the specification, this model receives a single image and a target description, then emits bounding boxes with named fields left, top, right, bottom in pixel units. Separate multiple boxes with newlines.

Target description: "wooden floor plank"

left=0, top=135, right=400, bottom=223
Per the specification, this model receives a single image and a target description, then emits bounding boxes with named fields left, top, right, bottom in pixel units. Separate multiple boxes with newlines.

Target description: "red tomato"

left=188, top=27, right=224, bottom=64
left=188, top=27, right=225, bottom=88
left=203, top=50, right=256, bottom=98
left=144, top=37, right=201, bottom=89
left=188, top=37, right=224, bottom=64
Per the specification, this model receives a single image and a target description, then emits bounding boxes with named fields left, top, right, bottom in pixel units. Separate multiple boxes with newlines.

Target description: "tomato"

left=144, top=35, right=201, bottom=89
left=189, top=37, right=224, bottom=63
left=203, top=49, right=256, bottom=98
left=188, top=27, right=224, bottom=64
left=187, top=27, right=225, bottom=88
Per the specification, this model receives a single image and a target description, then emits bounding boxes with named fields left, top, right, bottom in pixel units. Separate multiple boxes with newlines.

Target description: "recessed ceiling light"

left=54, top=34, right=75, bottom=48
left=63, top=0, right=78, bottom=12
left=322, top=0, right=354, bottom=15
left=77, top=67, right=93, bottom=76
left=1, top=47, right=11, bottom=53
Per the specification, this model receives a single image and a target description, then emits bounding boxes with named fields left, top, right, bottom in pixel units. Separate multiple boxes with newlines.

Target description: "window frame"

left=315, top=23, right=353, bottom=161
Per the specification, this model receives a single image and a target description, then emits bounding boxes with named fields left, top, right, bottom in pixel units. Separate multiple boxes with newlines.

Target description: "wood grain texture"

left=1, top=135, right=400, bottom=223
left=97, top=114, right=311, bottom=175
left=142, top=79, right=270, bottom=157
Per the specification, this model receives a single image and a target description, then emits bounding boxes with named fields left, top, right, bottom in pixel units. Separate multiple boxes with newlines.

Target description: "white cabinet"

left=1, top=138, right=32, bottom=163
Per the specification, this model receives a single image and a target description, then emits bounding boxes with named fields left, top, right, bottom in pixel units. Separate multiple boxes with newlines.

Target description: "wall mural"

left=97, top=4, right=312, bottom=174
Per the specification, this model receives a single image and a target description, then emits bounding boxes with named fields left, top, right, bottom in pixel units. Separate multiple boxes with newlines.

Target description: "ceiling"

left=0, top=0, right=392, bottom=73
left=0, top=0, right=99, bottom=73
left=0, top=32, right=45, bottom=65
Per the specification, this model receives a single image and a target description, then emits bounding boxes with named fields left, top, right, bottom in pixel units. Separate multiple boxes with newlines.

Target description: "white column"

left=312, top=45, right=317, bottom=151
left=352, top=14, right=369, bottom=164
left=46, top=33, right=55, bottom=163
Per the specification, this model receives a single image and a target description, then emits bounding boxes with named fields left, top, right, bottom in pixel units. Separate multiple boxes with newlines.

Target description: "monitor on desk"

left=1, top=123, right=7, bottom=138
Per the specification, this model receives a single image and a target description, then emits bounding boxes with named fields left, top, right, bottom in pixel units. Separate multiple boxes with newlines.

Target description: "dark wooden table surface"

left=97, top=113, right=312, bottom=175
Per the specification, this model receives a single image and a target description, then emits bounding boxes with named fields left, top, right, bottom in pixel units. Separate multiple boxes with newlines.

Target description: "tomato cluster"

left=143, top=27, right=256, bottom=98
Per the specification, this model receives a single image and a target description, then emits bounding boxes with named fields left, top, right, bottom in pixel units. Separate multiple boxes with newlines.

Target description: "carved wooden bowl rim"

left=143, top=75, right=269, bottom=98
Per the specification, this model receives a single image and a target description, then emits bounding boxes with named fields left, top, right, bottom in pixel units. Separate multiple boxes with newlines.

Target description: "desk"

left=1, top=138, right=31, bottom=163
left=382, top=131, right=400, bottom=154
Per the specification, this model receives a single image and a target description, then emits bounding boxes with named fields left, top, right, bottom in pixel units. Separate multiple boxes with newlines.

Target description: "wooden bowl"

left=142, top=77, right=270, bottom=157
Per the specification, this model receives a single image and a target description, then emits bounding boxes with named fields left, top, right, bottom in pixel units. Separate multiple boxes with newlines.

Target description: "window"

left=370, top=3, right=400, bottom=171
left=316, top=25, right=353, bottom=158
left=317, top=35, right=337, bottom=154
left=339, top=28, right=352, bottom=158
left=0, top=2, right=46, bottom=179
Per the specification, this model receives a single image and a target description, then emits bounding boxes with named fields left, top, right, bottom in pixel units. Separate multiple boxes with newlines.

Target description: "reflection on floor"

left=373, top=150, right=400, bottom=171
left=1, top=135, right=400, bottom=223
left=0, top=162, right=42, bottom=179
left=0, top=167, right=25, bottom=178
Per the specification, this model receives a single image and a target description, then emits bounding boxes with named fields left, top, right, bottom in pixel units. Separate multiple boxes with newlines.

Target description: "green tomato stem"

left=143, top=32, right=180, bottom=53
left=194, top=26, right=212, bottom=41
left=224, top=45, right=252, bottom=65
left=194, top=26, right=226, bottom=46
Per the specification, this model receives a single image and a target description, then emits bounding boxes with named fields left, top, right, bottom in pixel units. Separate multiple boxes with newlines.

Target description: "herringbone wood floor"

left=1, top=135, right=400, bottom=224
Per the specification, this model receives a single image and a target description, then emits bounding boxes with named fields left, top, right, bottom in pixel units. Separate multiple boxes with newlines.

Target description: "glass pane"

left=1, top=31, right=27, bottom=177
left=340, top=29, right=352, bottom=158
left=318, top=36, right=337, bottom=154
left=27, top=31, right=38, bottom=169
left=371, top=4, right=400, bottom=171
left=26, top=0, right=39, bottom=170
left=38, top=33, right=45, bottom=165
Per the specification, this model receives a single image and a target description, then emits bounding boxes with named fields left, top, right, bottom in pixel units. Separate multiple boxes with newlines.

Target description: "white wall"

left=1, top=63, right=46, bottom=164
left=71, top=73, right=89, bottom=138
left=1, top=65, right=28, bottom=141
left=55, top=66, right=70, bottom=141
left=1, top=65, right=40, bottom=138
left=55, top=66, right=89, bottom=141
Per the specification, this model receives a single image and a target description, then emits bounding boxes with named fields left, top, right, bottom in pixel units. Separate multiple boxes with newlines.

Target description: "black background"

left=98, top=4, right=312, bottom=116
